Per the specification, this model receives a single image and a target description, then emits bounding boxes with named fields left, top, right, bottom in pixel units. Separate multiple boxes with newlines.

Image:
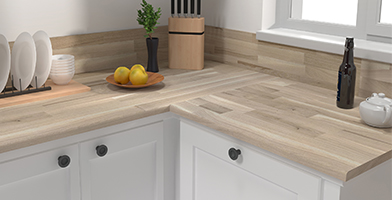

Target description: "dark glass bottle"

left=336, top=37, right=356, bottom=109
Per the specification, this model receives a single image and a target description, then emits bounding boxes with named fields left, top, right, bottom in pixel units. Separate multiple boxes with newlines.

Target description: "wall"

left=202, top=0, right=262, bottom=33
left=3, top=0, right=389, bottom=99
left=0, top=0, right=170, bottom=41
left=204, top=26, right=392, bottom=99
left=6, top=27, right=168, bottom=76
left=202, top=0, right=391, bottom=98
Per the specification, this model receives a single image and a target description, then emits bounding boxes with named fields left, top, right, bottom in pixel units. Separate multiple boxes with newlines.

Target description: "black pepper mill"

left=336, top=37, right=356, bottom=109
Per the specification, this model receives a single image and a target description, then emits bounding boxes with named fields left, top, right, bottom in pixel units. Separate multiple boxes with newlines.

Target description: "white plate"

left=11, top=32, right=36, bottom=91
left=31, top=30, right=52, bottom=88
left=0, top=34, right=11, bottom=92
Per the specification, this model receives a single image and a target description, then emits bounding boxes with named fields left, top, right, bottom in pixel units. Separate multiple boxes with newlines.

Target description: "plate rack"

left=0, top=75, right=51, bottom=99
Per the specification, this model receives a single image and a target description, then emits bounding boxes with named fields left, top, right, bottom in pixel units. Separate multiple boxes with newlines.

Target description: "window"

left=366, top=0, right=392, bottom=39
left=380, top=0, right=392, bottom=24
left=257, top=0, right=392, bottom=64
left=276, top=0, right=392, bottom=41
left=291, top=0, right=358, bottom=26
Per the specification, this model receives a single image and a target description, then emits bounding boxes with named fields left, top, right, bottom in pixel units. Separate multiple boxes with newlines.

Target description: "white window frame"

left=366, top=0, right=392, bottom=39
left=257, top=0, right=392, bottom=64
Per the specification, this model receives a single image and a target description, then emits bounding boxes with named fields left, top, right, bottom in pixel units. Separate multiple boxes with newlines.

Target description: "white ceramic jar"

left=359, top=93, right=392, bottom=128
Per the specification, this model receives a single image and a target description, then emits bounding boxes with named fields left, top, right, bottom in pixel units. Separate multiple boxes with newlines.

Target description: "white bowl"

left=51, top=65, right=75, bottom=70
left=52, top=54, right=74, bottom=62
left=52, top=63, right=74, bottom=68
left=52, top=57, right=75, bottom=63
left=52, top=61, right=75, bottom=66
left=51, top=71, right=75, bottom=75
left=50, top=71, right=74, bottom=85
left=52, top=60, right=74, bottom=66
left=51, top=70, right=75, bottom=74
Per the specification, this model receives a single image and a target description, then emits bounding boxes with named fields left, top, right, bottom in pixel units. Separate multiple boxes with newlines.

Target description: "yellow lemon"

left=114, top=66, right=130, bottom=84
left=129, top=68, right=148, bottom=85
left=130, top=64, right=145, bottom=72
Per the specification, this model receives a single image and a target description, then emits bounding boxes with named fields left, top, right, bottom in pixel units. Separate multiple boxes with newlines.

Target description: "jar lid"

left=366, top=93, right=392, bottom=106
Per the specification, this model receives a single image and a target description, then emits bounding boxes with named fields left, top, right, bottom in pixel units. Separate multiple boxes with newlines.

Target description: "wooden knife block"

left=168, top=17, right=205, bottom=70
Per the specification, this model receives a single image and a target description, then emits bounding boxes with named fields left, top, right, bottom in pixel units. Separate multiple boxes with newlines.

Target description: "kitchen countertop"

left=0, top=61, right=390, bottom=182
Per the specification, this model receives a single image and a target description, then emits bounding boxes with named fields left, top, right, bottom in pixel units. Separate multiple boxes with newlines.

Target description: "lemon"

left=129, top=68, right=148, bottom=85
left=114, top=66, right=130, bottom=84
left=130, top=64, right=145, bottom=72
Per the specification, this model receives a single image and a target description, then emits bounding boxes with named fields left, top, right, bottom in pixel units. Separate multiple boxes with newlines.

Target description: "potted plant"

left=137, top=0, right=162, bottom=72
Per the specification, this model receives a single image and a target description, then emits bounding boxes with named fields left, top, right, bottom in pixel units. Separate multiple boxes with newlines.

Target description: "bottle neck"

left=342, top=47, right=354, bottom=64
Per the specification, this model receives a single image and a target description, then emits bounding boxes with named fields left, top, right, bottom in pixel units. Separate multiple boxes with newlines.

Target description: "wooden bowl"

left=106, top=72, right=164, bottom=88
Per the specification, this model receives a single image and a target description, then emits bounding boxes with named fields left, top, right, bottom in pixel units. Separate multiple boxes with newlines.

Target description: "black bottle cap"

left=345, top=37, right=354, bottom=48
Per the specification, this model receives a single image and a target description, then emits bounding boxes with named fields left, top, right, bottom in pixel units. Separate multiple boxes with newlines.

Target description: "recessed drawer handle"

left=96, top=144, right=108, bottom=157
left=58, top=155, right=71, bottom=168
left=228, top=148, right=241, bottom=160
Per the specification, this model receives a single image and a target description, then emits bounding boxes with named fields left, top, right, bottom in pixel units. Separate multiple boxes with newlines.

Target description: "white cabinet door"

left=180, top=121, right=321, bottom=200
left=80, top=121, right=164, bottom=200
left=0, top=144, right=80, bottom=200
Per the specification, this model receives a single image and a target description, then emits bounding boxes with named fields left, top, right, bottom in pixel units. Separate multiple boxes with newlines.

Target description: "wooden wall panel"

left=6, top=27, right=169, bottom=87
left=6, top=25, right=390, bottom=99
left=204, top=26, right=391, bottom=98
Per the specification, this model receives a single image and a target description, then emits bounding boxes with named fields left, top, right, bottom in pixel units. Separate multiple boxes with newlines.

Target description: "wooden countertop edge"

left=0, top=69, right=390, bottom=183
left=0, top=106, right=170, bottom=154
left=169, top=104, right=391, bottom=182
left=346, top=150, right=392, bottom=181
left=1, top=100, right=389, bottom=182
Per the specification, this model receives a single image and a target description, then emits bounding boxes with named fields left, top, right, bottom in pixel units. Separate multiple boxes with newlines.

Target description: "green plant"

left=137, top=0, right=162, bottom=39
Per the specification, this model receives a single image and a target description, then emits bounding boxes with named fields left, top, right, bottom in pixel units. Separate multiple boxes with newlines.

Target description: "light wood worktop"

left=0, top=61, right=390, bottom=182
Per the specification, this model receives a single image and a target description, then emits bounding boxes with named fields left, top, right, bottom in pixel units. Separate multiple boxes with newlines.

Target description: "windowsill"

left=256, top=28, right=392, bottom=64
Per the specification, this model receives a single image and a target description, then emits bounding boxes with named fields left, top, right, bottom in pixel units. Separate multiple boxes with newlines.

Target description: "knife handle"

left=171, top=0, right=175, bottom=16
left=178, top=0, right=181, bottom=16
left=184, top=0, right=188, bottom=14
left=190, top=0, right=195, bottom=14
left=197, top=0, right=201, bottom=16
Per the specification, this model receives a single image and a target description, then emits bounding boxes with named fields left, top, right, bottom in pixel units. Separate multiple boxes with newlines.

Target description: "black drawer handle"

left=96, top=144, right=108, bottom=157
left=228, top=148, right=241, bottom=160
left=58, top=155, right=71, bottom=168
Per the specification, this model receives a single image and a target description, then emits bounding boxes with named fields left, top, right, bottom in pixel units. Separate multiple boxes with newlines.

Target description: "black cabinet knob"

left=58, top=155, right=71, bottom=168
left=96, top=144, right=108, bottom=157
left=228, top=148, right=241, bottom=160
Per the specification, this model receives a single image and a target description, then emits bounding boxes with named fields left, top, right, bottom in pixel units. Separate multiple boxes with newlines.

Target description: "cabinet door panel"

left=0, top=144, right=80, bottom=200
left=90, top=142, right=157, bottom=200
left=180, top=121, right=321, bottom=200
left=80, top=122, right=164, bottom=200
left=195, top=148, right=297, bottom=200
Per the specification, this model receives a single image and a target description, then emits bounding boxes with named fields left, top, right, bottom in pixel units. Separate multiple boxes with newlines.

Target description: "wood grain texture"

left=2, top=26, right=391, bottom=182
left=0, top=80, right=90, bottom=108
left=168, top=17, right=205, bottom=33
left=204, top=26, right=392, bottom=98
left=0, top=61, right=390, bottom=183
left=169, top=34, right=204, bottom=70
left=6, top=25, right=390, bottom=98
left=6, top=27, right=169, bottom=87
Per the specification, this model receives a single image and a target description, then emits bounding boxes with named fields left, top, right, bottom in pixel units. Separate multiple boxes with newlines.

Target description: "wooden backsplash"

left=7, top=26, right=391, bottom=98
left=204, top=26, right=392, bottom=98
left=8, top=26, right=168, bottom=75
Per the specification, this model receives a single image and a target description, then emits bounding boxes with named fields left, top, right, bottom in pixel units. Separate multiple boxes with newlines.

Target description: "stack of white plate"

left=50, top=54, right=75, bottom=85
